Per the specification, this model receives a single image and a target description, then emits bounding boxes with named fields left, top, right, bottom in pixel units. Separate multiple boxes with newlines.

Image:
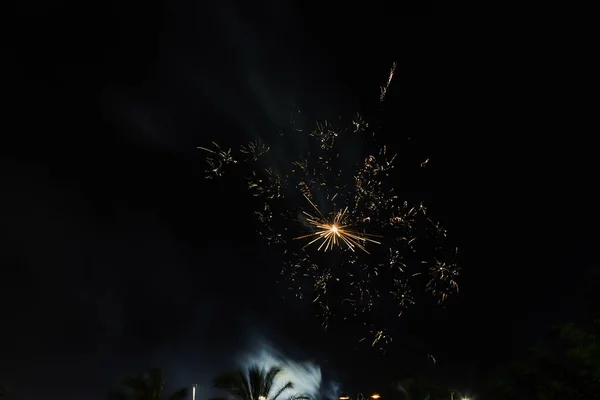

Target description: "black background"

left=4, top=2, right=598, bottom=399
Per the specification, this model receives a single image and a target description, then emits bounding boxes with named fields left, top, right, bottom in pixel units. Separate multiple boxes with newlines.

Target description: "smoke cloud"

left=239, top=338, right=323, bottom=399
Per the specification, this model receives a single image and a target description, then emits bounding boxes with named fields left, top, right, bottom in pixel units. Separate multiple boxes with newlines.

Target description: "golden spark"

left=294, top=194, right=382, bottom=254
left=380, top=61, right=397, bottom=102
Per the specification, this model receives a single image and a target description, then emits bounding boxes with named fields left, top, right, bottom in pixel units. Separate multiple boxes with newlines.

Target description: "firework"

left=293, top=194, right=382, bottom=254
left=197, top=142, right=237, bottom=178
left=240, top=139, right=270, bottom=161
left=197, top=63, right=460, bottom=349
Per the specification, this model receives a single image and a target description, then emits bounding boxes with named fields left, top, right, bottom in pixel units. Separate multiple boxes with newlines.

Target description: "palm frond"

left=262, top=366, right=283, bottom=397
left=287, top=395, right=310, bottom=400
left=271, top=382, right=294, bottom=400
left=213, top=369, right=253, bottom=400
left=248, top=365, right=264, bottom=400
left=146, top=368, right=165, bottom=400
left=214, top=365, right=308, bottom=400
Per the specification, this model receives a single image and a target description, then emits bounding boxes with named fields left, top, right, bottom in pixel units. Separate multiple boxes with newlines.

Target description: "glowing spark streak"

left=303, top=193, right=327, bottom=219
left=380, top=62, right=397, bottom=102
left=294, top=195, right=382, bottom=254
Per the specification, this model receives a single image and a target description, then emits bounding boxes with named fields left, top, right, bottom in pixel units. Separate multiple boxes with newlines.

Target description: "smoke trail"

left=239, top=339, right=322, bottom=399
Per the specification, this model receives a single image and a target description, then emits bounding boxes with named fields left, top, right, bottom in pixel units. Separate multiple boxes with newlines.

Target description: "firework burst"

left=293, top=194, right=382, bottom=253
left=197, top=63, right=460, bottom=350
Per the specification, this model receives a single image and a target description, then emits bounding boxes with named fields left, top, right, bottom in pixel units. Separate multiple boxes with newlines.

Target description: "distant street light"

left=258, top=396, right=267, bottom=400
left=370, top=394, right=381, bottom=399
left=339, top=396, right=350, bottom=400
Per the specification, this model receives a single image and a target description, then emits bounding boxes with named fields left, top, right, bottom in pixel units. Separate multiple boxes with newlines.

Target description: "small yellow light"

left=371, top=394, right=381, bottom=399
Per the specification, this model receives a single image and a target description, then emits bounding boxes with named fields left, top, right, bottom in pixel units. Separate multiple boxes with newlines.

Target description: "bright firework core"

left=294, top=194, right=382, bottom=254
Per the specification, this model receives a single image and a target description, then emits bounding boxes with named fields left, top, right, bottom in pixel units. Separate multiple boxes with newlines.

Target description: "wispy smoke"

left=321, top=380, right=341, bottom=400
left=239, top=338, right=323, bottom=399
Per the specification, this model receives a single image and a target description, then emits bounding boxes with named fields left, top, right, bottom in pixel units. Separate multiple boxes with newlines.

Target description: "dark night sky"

left=4, top=2, right=599, bottom=399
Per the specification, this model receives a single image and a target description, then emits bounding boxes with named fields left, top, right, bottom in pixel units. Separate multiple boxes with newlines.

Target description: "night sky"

left=4, top=2, right=598, bottom=399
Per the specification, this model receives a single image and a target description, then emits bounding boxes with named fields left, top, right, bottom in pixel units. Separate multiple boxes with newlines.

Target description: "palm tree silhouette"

left=212, top=365, right=309, bottom=400
left=108, top=367, right=188, bottom=400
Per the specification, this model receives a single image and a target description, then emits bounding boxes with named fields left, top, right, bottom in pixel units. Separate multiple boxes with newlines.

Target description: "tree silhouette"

left=212, top=365, right=309, bottom=400
left=485, top=266, right=600, bottom=399
left=108, top=368, right=188, bottom=400
left=485, top=321, right=600, bottom=399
